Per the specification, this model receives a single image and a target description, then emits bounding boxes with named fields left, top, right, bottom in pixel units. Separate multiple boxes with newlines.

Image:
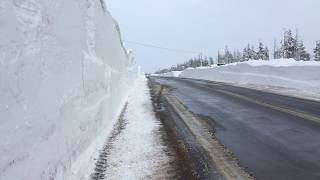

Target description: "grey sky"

left=108, top=0, right=320, bottom=73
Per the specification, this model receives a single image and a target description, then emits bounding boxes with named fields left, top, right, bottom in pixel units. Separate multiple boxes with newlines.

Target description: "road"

left=150, top=77, right=320, bottom=180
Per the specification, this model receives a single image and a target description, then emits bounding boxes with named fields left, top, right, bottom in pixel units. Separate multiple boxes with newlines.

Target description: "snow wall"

left=0, top=0, right=138, bottom=179
left=180, top=59, right=320, bottom=99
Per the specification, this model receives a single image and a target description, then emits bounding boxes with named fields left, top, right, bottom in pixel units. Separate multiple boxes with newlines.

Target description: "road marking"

left=159, top=77, right=320, bottom=124
left=215, top=89, right=320, bottom=124
left=165, top=94, right=253, bottom=180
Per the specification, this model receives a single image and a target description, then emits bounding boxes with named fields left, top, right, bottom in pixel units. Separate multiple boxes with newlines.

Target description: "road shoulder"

left=149, top=79, right=254, bottom=180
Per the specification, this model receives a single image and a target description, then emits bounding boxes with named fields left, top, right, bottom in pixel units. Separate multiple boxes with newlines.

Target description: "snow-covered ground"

left=99, top=75, right=174, bottom=180
left=0, top=0, right=138, bottom=179
left=179, top=59, right=320, bottom=100
left=154, top=71, right=182, bottom=77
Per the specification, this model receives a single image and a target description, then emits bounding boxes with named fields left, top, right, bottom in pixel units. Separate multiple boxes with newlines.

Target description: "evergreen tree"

left=203, top=56, right=209, bottom=66
left=235, top=50, right=242, bottom=62
left=190, top=58, right=196, bottom=68
left=282, top=30, right=297, bottom=59
left=274, top=49, right=281, bottom=59
left=224, top=46, right=233, bottom=64
left=296, top=40, right=310, bottom=61
left=264, top=47, right=270, bottom=60
left=242, top=44, right=250, bottom=61
left=209, top=57, right=214, bottom=65
left=156, top=28, right=320, bottom=74
left=257, top=42, right=264, bottom=60
left=278, top=40, right=285, bottom=58
left=196, top=57, right=201, bottom=67
left=314, top=41, right=320, bottom=61
left=198, top=54, right=203, bottom=67
left=249, top=45, right=257, bottom=60
left=233, top=50, right=237, bottom=63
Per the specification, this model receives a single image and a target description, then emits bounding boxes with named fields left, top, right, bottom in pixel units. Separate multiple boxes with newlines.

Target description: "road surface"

left=150, top=77, right=320, bottom=180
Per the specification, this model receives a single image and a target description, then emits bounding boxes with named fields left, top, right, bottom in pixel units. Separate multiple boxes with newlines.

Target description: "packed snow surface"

left=103, top=75, right=174, bottom=180
left=0, top=0, right=138, bottom=179
left=179, top=59, right=320, bottom=100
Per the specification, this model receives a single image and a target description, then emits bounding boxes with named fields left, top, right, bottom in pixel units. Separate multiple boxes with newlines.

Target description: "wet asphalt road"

left=151, top=77, right=320, bottom=180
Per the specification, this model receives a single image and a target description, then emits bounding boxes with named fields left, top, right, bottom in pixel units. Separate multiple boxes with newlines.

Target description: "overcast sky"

left=108, top=0, right=320, bottom=73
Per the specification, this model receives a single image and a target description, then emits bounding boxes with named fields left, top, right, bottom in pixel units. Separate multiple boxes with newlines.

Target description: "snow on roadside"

left=179, top=59, right=320, bottom=100
left=154, top=71, right=182, bottom=77
left=102, top=75, right=173, bottom=180
left=230, top=58, right=320, bottom=67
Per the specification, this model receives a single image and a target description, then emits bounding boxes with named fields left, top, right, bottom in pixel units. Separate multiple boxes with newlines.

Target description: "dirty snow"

left=179, top=59, right=320, bottom=100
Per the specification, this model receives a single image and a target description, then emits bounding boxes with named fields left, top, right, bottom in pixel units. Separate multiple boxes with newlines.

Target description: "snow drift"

left=0, top=0, right=138, bottom=179
left=180, top=59, right=320, bottom=100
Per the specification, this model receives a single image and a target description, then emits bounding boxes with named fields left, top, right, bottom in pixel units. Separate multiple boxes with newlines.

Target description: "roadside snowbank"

left=0, top=0, right=138, bottom=179
left=180, top=59, right=320, bottom=100
left=229, top=58, right=320, bottom=67
left=155, top=71, right=182, bottom=77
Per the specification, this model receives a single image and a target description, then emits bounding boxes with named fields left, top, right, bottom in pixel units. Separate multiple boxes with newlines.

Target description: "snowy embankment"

left=154, top=71, right=182, bottom=77
left=180, top=59, right=320, bottom=100
left=0, top=0, right=138, bottom=179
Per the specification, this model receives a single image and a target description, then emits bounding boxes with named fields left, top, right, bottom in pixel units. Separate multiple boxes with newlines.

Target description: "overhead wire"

left=122, top=40, right=201, bottom=54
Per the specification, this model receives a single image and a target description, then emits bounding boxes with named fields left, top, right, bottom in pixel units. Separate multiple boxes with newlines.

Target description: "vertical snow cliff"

left=0, top=0, right=138, bottom=179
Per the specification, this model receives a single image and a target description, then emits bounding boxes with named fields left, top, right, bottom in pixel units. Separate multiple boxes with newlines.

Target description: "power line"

left=122, top=40, right=201, bottom=54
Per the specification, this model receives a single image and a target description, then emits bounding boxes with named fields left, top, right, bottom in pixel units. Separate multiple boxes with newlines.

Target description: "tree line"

left=155, top=29, right=320, bottom=74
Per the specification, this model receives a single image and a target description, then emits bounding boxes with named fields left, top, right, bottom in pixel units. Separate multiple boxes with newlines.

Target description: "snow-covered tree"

left=282, top=30, right=297, bottom=59
left=314, top=41, right=320, bottom=61
left=242, top=45, right=250, bottom=61
left=235, top=50, right=242, bottom=62
left=156, top=28, right=319, bottom=74
left=231, top=50, right=241, bottom=62
left=257, top=42, right=269, bottom=60
left=274, top=49, right=281, bottom=59
left=264, top=47, right=270, bottom=60
left=279, top=40, right=285, bottom=58
left=209, top=57, right=214, bottom=65
left=249, top=45, right=258, bottom=60
left=202, top=56, right=209, bottom=66
left=296, top=40, right=310, bottom=61
left=257, top=42, right=264, bottom=60
left=224, top=46, right=233, bottom=64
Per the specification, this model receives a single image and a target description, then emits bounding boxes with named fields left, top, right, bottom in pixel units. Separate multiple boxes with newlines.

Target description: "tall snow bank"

left=0, top=0, right=138, bottom=179
left=180, top=59, right=320, bottom=100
